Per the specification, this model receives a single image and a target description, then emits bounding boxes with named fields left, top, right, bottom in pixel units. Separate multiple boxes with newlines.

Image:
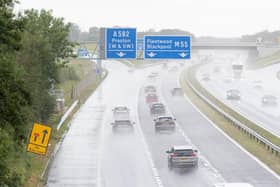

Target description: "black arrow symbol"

left=42, top=129, right=48, bottom=144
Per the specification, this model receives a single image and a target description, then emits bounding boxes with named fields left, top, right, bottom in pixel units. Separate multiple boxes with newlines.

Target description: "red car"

left=146, top=93, right=158, bottom=103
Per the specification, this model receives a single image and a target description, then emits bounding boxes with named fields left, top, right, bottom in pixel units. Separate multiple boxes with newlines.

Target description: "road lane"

left=138, top=66, right=225, bottom=187
left=197, top=64, right=280, bottom=137
left=160, top=69, right=280, bottom=187
left=47, top=61, right=159, bottom=187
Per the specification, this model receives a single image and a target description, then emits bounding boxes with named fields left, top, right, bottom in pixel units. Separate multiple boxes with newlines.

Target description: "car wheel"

left=193, top=161, right=198, bottom=168
left=168, top=160, right=173, bottom=170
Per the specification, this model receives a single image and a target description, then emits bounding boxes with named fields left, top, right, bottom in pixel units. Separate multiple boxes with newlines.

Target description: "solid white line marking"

left=181, top=82, right=280, bottom=181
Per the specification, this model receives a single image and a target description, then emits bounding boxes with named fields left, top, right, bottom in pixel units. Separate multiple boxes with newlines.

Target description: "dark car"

left=154, top=116, right=176, bottom=133
left=226, top=89, right=240, bottom=100
left=150, top=102, right=166, bottom=115
left=262, top=95, right=277, bottom=106
left=166, top=145, right=198, bottom=169
left=171, top=88, right=183, bottom=96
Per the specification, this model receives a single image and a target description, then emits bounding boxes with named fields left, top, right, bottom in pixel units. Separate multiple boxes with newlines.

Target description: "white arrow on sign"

left=178, top=52, right=187, bottom=58
left=147, top=52, right=156, bottom=58
left=116, top=52, right=126, bottom=57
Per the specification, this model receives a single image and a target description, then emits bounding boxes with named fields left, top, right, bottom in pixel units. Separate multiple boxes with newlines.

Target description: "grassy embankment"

left=23, top=59, right=107, bottom=187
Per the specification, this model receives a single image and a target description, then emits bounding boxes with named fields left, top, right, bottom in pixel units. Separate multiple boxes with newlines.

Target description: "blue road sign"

left=144, top=36, right=191, bottom=59
left=77, top=48, right=89, bottom=57
left=106, top=28, right=136, bottom=59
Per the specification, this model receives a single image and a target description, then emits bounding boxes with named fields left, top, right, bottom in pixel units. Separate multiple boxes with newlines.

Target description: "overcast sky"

left=15, top=0, right=280, bottom=37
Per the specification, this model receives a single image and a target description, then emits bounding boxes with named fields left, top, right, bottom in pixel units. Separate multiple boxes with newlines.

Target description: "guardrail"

left=183, top=68, right=280, bottom=157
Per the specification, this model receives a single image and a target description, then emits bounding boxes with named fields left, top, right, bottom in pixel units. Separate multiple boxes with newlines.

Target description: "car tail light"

left=192, top=153, right=196, bottom=157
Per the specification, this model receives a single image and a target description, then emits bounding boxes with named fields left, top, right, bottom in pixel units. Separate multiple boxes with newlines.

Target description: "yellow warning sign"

left=29, top=123, right=52, bottom=147
left=27, top=143, right=47, bottom=155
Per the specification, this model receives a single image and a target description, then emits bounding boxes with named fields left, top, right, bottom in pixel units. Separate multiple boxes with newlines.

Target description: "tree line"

left=0, top=1, right=74, bottom=186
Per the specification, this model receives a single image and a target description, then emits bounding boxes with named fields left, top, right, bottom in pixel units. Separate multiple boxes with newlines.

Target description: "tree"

left=18, top=9, right=74, bottom=122
left=0, top=1, right=30, bottom=186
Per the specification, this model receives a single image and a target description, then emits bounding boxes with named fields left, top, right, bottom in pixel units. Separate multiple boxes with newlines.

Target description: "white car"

left=111, top=106, right=134, bottom=133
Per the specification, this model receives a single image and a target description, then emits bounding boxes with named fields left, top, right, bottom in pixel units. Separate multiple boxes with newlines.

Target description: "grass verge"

left=23, top=59, right=108, bottom=187
left=180, top=65, right=280, bottom=175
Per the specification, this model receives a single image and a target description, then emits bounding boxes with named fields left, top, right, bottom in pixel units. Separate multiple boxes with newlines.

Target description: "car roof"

left=151, top=102, right=163, bottom=106
left=114, top=106, right=129, bottom=110
left=173, top=145, right=194, bottom=150
left=157, top=116, right=172, bottom=119
left=263, top=95, right=276, bottom=98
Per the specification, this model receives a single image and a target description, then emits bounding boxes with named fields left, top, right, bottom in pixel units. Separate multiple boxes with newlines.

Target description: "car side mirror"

left=194, top=150, right=198, bottom=153
left=166, top=150, right=171, bottom=153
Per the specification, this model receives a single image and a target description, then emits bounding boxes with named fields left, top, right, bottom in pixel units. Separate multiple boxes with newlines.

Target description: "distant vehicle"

left=111, top=106, right=134, bottom=133
left=144, top=85, right=156, bottom=93
left=277, top=70, right=280, bottom=80
left=223, top=77, right=232, bottom=83
left=154, top=116, right=176, bottom=133
left=150, top=72, right=159, bottom=77
left=128, top=68, right=134, bottom=73
left=201, top=73, right=210, bottom=81
left=213, top=66, right=221, bottom=73
left=147, top=72, right=158, bottom=79
left=252, top=80, right=262, bottom=90
left=213, top=183, right=254, bottom=187
left=146, top=93, right=158, bottom=103
left=149, top=102, right=166, bottom=115
left=166, top=145, right=198, bottom=169
left=261, top=95, right=277, bottom=106
left=226, top=89, right=241, bottom=100
left=171, top=88, right=183, bottom=96
left=112, top=106, right=130, bottom=115
left=232, top=64, right=243, bottom=79
left=168, top=66, right=178, bottom=72
left=162, top=63, right=168, bottom=69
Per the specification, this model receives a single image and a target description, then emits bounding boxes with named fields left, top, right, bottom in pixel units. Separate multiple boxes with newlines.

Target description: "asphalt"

left=46, top=58, right=280, bottom=187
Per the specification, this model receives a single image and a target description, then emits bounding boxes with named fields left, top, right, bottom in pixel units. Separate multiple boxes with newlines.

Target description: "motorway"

left=47, top=58, right=280, bottom=187
left=197, top=62, right=280, bottom=137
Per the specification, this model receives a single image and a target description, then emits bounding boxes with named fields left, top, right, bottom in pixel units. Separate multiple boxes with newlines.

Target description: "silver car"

left=166, top=145, right=198, bottom=169
left=112, top=106, right=134, bottom=133
left=226, top=89, right=240, bottom=100
left=262, top=95, right=277, bottom=106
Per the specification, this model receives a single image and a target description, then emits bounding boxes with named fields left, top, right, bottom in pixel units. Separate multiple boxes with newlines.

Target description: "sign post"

left=144, top=36, right=191, bottom=59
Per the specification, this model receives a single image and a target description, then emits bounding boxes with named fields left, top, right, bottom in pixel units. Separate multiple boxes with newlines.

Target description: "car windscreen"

left=174, top=150, right=193, bottom=156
